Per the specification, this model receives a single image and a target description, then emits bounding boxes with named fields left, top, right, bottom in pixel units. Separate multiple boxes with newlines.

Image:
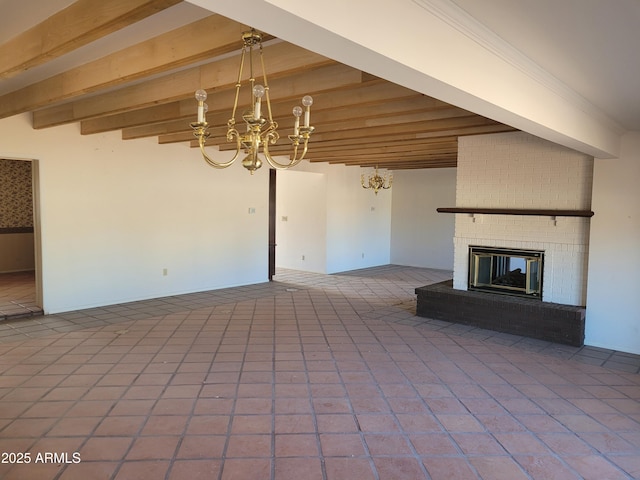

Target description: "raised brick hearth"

left=415, top=280, right=586, bottom=346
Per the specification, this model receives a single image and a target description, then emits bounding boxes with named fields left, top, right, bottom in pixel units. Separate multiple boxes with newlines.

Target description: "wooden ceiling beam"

left=335, top=158, right=457, bottom=168
left=245, top=138, right=458, bottom=155
left=307, top=120, right=513, bottom=143
left=0, top=0, right=182, bottom=80
left=269, top=107, right=475, bottom=138
left=266, top=136, right=457, bottom=153
left=122, top=94, right=450, bottom=139
left=405, top=163, right=457, bottom=169
left=33, top=41, right=336, bottom=128
left=314, top=158, right=456, bottom=168
left=416, top=124, right=517, bottom=139
left=378, top=161, right=458, bottom=169
left=122, top=118, right=193, bottom=140
left=81, top=103, right=187, bottom=135
left=268, top=146, right=458, bottom=160
left=299, top=144, right=458, bottom=159
left=160, top=132, right=200, bottom=144
left=252, top=135, right=459, bottom=153
left=191, top=115, right=499, bottom=147
left=343, top=158, right=458, bottom=169
left=119, top=74, right=389, bottom=139
left=189, top=123, right=513, bottom=169
left=81, top=77, right=417, bottom=134
left=190, top=123, right=513, bottom=153
left=0, top=14, right=254, bottom=119
left=322, top=151, right=458, bottom=162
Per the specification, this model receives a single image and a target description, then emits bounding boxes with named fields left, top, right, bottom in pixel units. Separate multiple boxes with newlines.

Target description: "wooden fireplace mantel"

left=436, top=207, right=594, bottom=217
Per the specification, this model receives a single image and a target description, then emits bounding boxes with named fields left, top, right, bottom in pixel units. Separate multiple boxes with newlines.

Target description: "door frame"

left=268, top=168, right=276, bottom=280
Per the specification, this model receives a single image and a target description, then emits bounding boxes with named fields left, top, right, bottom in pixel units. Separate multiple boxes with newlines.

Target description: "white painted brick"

left=453, top=132, right=593, bottom=306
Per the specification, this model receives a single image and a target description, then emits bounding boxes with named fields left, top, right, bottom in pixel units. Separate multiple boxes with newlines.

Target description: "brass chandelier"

left=191, top=29, right=315, bottom=174
left=361, top=167, right=393, bottom=195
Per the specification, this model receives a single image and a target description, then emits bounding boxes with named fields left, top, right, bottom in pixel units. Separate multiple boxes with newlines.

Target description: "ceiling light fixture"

left=361, top=166, right=392, bottom=195
left=191, top=29, right=315, bottom=174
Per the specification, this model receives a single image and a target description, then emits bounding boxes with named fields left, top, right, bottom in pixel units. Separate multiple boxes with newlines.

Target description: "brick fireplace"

left=416, top=132, right=594, bottom=346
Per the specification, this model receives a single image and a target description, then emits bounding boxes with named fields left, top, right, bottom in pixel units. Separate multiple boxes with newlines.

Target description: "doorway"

left=272, top=169, right=327, bottom=274
left=0, top=158, right=42, bottom=318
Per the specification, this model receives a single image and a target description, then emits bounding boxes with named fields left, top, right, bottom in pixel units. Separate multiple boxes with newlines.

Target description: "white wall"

left=279, top=164, right=457, bottom=275
left=390, top=168, right=456, bottom=270
left=275, top=170, right=327, bottom=272
left=1, top=113, right=270, bottom=314
left=290, top=161, right=392, bottom=274
left=586, top=132, right=640, bottom=354
left=0, top=113, right=393, bottom=311
left=325, top=165, right=392, bottom=273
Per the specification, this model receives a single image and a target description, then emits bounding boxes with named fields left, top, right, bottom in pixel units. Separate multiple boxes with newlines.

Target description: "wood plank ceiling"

left=0, top=0, right=517, bottom=170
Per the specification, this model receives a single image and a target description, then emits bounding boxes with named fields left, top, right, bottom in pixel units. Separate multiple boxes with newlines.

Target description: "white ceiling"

left=451, top=0, right=640, bottom=130
left=1, top=0, right=638, bottom=130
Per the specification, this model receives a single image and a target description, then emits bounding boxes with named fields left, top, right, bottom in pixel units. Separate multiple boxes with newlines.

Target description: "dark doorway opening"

left=268, top=169, right=276, bottom=280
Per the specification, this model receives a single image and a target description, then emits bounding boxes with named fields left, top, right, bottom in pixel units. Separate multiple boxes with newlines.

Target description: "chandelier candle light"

left=361, top=166, right=392, bottom=195
left=191, top=29, right=315, bottom=174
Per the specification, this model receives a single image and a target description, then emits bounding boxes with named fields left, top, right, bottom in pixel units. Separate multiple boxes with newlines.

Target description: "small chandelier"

left=361, top=166, right=392, bottom=195
left=191, top=29, right=315, bottom=174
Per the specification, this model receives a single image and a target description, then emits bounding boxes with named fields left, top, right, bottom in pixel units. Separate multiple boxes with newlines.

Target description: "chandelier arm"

left=226, top=128, right=244, bottom=163
left=262, top=150, right=293, bottom=170
left=263, top=151, right=306, bottom=170
left=263, top=134, right=311, bottom=170
left=290, top=138, right=310, bottom=164
left=262, top=132, right=298, bottom=170
left=198, top=132, right=238, bottom=169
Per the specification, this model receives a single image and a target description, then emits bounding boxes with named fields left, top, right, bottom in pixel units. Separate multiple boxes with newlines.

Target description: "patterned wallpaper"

left=0, top=159, right=33, bottom=230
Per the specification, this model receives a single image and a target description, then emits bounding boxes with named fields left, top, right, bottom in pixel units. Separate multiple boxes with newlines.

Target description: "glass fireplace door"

left=526, top=258, right=541, bottom=295
left=469, top=246, right=543, bottom=299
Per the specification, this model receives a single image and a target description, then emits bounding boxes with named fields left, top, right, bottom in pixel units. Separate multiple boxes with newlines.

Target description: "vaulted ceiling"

left=0, top=0, right=518, bottom=170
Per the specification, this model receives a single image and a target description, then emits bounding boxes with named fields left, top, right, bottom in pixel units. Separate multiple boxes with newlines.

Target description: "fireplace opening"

left=468, top=246, right=543, bottom=299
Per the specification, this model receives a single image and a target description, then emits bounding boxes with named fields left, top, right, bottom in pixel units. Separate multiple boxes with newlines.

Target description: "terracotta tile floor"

left=0, top=271, right=42, bottom=320
left=0, top=266, right=638, bottom=479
